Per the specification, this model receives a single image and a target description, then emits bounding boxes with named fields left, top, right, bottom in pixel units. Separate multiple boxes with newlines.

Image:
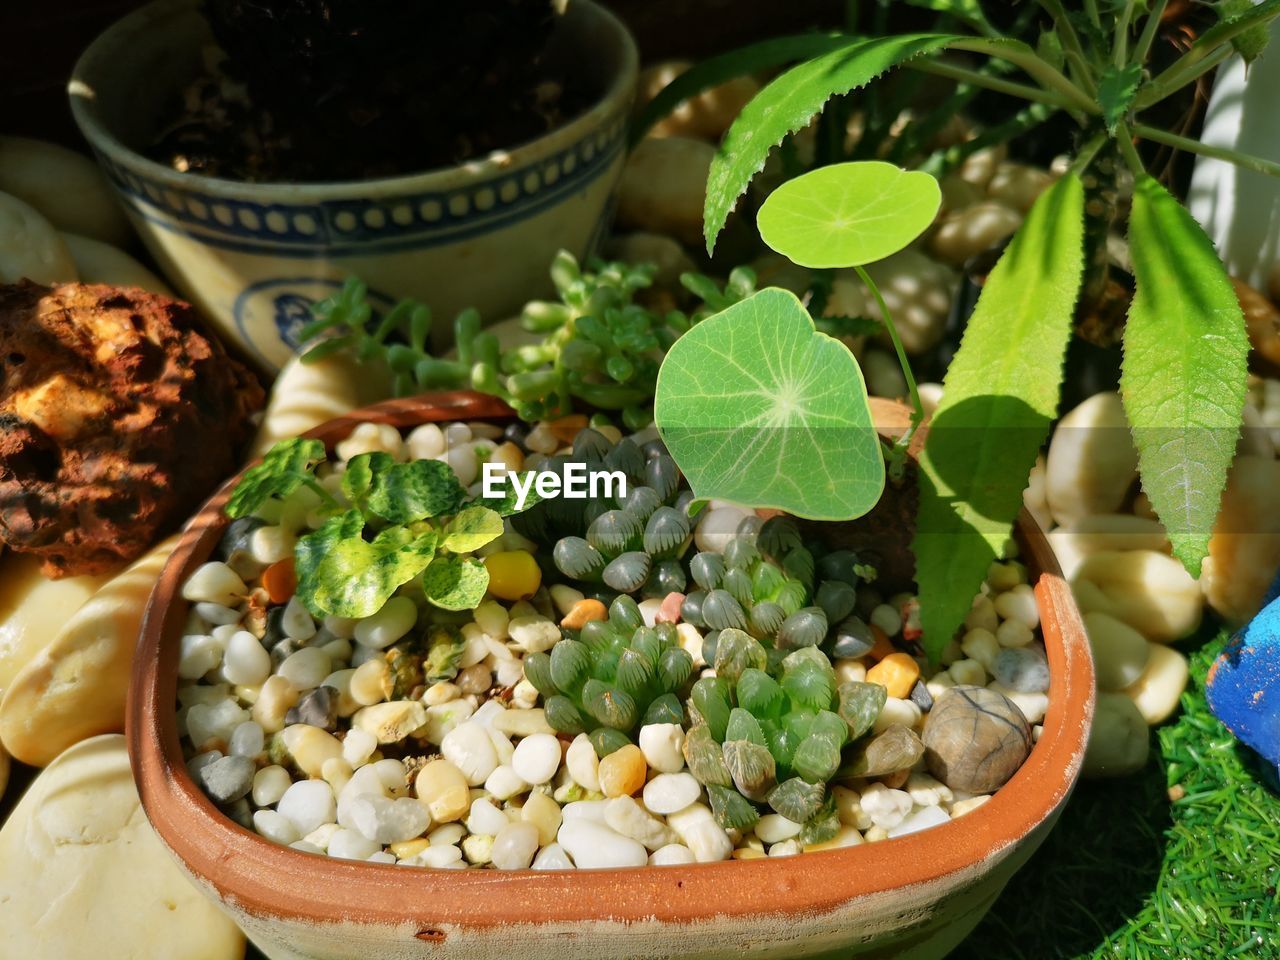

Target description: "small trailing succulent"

left=227, top=437, right=509, bottom=618
left=522, top=595, right=694, bottom=756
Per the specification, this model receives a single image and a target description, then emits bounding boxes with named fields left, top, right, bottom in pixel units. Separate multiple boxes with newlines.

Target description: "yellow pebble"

left=561, top=599, right=608, bottom=630
left=865, top=651, right=920, bottom=699
left=390, top=838, right=430, bottom=860
left=597, top=744, right=647, bottom=798
left=732, top=847, right=767, bottom=860
left=415, top=759, right=471, bottom=823
left=483, top=551, right=542, bottom=601
left=521, top=790, right=563, bottom=846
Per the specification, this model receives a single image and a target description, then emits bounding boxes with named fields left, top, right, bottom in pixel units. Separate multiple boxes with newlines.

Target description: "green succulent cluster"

left=522, top=595, right=695, bottom=757
left=683, top=628, right=892, bottom=838
left=300, top=252, right=757, bottom=426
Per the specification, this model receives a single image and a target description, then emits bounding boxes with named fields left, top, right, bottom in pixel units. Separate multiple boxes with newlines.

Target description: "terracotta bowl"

left=130, top=393, right=1094, bottom=960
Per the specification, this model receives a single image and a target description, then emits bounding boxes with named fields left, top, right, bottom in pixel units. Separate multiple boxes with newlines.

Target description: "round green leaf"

left=654, top=288, right=884, bottom=521
left=757, top=161, right=941, bottom=268
left=422, top=555, right=490, bottom=611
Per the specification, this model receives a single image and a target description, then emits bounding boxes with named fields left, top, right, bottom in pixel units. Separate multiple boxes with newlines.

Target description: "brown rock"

left=0, top=281, right=263, bottom=575
left=922, top=685, right=1032, bottom=794
left=1233, top=277, right=1280, bottom=376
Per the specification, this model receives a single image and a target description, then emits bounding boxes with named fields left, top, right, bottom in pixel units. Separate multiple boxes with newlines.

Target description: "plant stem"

left=1134, top=45, right=1234, bottom=110
left=1037, top=0, right=1097, bottom=93
left=922, top=102, right=1057, bottom=177
left=910, top=59, right=1077, bottom=111
left=949, top=38, right=1099, bottom=114
left=1132, top=122, right=1280, bottom=178
left=854, top=265, right=923, bottom=449
left=1084, top=0, right=1101, bottom=29
left=1132, top=0, right=1168, bottom=67
left=1070, top=130, right=1110, bottom=175
left=1114, top=121, right=1146, bottom=175
left=1113, top=0, right=1137, bottom=65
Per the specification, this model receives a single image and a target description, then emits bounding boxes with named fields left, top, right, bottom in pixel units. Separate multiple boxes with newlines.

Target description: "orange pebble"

left=867, top=624, right=896, bottom=662
left=547, top=414, right=589, bottom=444
left=865, top=651, right=921, bottom=699
left=262, top=557, right=297, bottom=604
left=561, top=599, right=608, bottom=630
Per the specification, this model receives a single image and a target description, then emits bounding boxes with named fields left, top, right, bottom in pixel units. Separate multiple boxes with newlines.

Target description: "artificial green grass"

left=953, top=632, right=1280, bottom=960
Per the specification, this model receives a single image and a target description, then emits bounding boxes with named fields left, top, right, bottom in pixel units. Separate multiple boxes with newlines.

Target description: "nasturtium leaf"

left=422, top=555, right=490, bottom=611
left=440, top=506, right=504, bottom=554
left=758, top=161, right=941, bottom=269
left=704, top=33, right=960, bottom=253
left=1121, top=175, right=1249, bottom=577
left=226, top=438, right=327, bottom=518
left=914, top=175, right=1085, bottom=663
left=366, top=459, right=466, bottom=523
left=340, top=451, right=392, bottom=507
left=654, top=288, right=884, bottom=521
left=294, top=510, right=438, bottom=618
left=1097, top=62, right=1142, bottom=134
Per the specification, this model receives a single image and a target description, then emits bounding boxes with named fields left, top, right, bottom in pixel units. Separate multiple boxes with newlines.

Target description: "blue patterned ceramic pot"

left=69, top=0, right=637, bottom=372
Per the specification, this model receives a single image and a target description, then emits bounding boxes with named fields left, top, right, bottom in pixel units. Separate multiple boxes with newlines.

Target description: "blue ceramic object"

left=1206, top=569, right=1280, bottom=787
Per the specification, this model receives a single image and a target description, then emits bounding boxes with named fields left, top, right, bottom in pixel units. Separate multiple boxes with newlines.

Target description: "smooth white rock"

left=327, top=828, right=382, bottom=861
left=441, top=722, right=500, bottom=785
left=531, top=843, right=576, bottom=870
left=466, top=797, right=511, bottom=837
left=557, top=818, right=648, bottom=869
left=223, top=631, right=270, bottom=686
left=348, top=794, right=430, bottom=844
left=604, top=796, right=679, bottom=850
left=638, top=722, right=686, bottom=774
left=1072, top=550, right=1202, bottom=641
left=1045, top=392, right=1138, bottom=527
left=648, top=843, right=697, bottom=866
left=511, top=733, right=562, bottom=784
left=276, top=779, right=337, bottom=836
left=353, top=596, right=418, bottom=649
left=1085, top=611, right=1151, bottom=691
left=491, top=821, right=541, bottom=870
left=642, top=772, right=702, bottom=815
left=886, top=804, right=951, bottom=838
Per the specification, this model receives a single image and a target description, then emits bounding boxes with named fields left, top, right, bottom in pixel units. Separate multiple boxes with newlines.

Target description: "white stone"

left=642, top=772, right=701, bottom=815
left=1072, top=550, right=1202, bottom=641
left=178, top=634, right=224, bottom=680
left=182, top=562, right=247, bottom=607
left=223, top=631, right=270, bottom=686
left=406, top=423, right=446, bottom=460
left=511, top=733, right=562, bottom=784
left=467, top=797, right=511, bottom=836
left=341, top=728, right=378, bottom=768
left=648, top=843, right=696, bottom=866
left=441, top=721, right=500, bottom=785
left=276, top=779, right=337, bottom=836
left=694, top=506, right=750, bottom=554
left=348, top=794, right=430, bottom=844
left=353, top=596, right=418, bottom=650
left=229, top=720, right=264, bottom=758
left=327, top=827, right=382, bottom=861
left=754, top=814, right=802, bottom=844
left=665, top=803, right=733, bottom=862
left=491, top=821, right=541, bottom=870
left=508, top=616, right=560, bottom=654
left=1085, top=611, right=1151, bottom=691
left=1048, top=514, right=1171, bottom=580
left=887, top=804, right=951, bottom=838
left=605, top=796, right=679, bottom=850
left=277, top=646, right=331, bottom=691
left=484, top=764, right=529, bottom=801
left=252, top=765, right=292, bottom=807
left=1123, top=642, right=1189, bottom=726
left=252, top=809, right=300, bottom=845
left=531, top=843, right=576, bottom=870
left=1084, top=692, right=1150, bottom=778
left=565, top=733, right=601, bottom=792
left=420, top=844, right=464, bottom=868
left=872, top=697, right=922, bottom=734
left=859, top=783, right=913, bottom=830
left=281, top=595, right=317, bottom=641
left=638, top=723, right=686, bottom=774
left=557, top=818, right=648, bottom=869
left=560, top=800, right=610, bottom=822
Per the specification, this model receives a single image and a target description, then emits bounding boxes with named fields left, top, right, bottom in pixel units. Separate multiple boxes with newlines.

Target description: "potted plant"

left=67, top=0, right=638, bottom=371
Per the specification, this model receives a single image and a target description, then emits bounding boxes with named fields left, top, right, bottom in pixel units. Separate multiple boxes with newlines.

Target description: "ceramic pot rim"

left=129, top=392, right=1095, bottom=930
left=69, top=0, right=639, bottom=200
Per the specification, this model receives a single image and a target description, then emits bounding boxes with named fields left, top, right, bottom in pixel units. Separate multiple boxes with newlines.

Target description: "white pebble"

left=281, top=595, right=317, bottom=641
left=565, top=733, right=601, bottom=792
left=407, top=423, right=446, bottom=460
left=327, top=828, right=382, bottom=861
left=887, top=804, right=951, bottom=838
left=349, top=795, right=430, bottom=844
left=252, top=765, right=292, bottom=807
left=768, top=839, right=802, bottom=857
left=427, top=823, right=466, bottom=846
left=694, top=506, right=749, bottom=554
left=440, top=722, right=500, bottom=785
left=960, top=628, right=1000, bottom=670
left=755, top=814, right=802, bottom=844
left=994, top=584, right=1039, bottom=629
left=642, top=772, right=701, bottom=815
left=445, top=447, right=478, bottom=486
left=491, top=821, right=541, bottom=870
left=341, top=728, right=378, bottom=768
left=467, top=797, right=511, bottom=837
left=870, top=603, right=902, bottom=636
left=666, top=803, right=733, bottom=862
left=560, top=800, right=610, bottom=822
left=253, top=809, right=301, bottom=845
left=420, top=844, right=464, bottom=868
left=638, top=597, right=663, bottom=628
left=277, top=779, right=337, bottom=836
left=859, top=783, right=913, bottom=830
left=182, top=561, right=247, bottom=606
left=605, top=796, right=679, bottom=850
left=872, top=697, right=922, bottom=734
left=531, top=843, right=576, bottom=870
left=511, top=733, right=562, bottom=785
left=194, top=602, right=241, bottom=626
left=549, top=585, right=585, bottom=617
left=278, top=646, right=331, bottom=691
left=353, top=596, right=419, bottom=649
left=949, top=658, right=987, bottom=687
left=557, top=818, right=648, bottom=868
left=996, top=618, right=1034, bottom=648
left=648, top=843, right=696, bottom=866
left=507, top=616, right=560, bottom=654
left=229, top=720, right=264, bottom=758
left=178, top=634, right=223, bottom=680
left=638, top=723, right=686, bottom=774
left=223, top=631, right=271, bottom=686
left=337, top=422, right=403, bottom=461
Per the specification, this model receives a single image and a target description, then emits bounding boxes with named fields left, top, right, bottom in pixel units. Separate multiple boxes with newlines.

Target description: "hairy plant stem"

left=1077, top=135, right=1125, bottom=344
left=1132, top=0, right=1169, bottom=67
left=854, top=265, right=922, bottom=463
left=948, top=38, right=1099, bottom=114
left=1113, top=0, right=1137, bottom=65
left=1037, top=0, right=1097, bottom=93
left=910, top=59, right=1076, bottom=111
left=1132, top=122, right=1280, bottom=178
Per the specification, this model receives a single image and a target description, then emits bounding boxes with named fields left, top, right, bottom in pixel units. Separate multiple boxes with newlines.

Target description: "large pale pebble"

left=1085, top=611, right=1151, bottom=691
left=615, top=136, right=716, bottom=248
left=642, top=771, right=702, bottom=816
left=0, top=188, right=76, bottom=283
left=928, top=201, right=1022, bottom=265
left=565, top=732, right=601, bottom=792
left=531, top=843, right=576, bottom=870
left=441, top=721, right=500, bottom=785
left=276, top=779, right=337, bottom=836
left=694, top=505, right=750, bottom=554
left=414, top=759, right=471, bottom=823
left=649, top=843, right=697, bottom=866
left=491, top=821, right=541, bottom=870
left=0, top=535, right=177, bottom=766
left=1045, top=393, right=1138, bottom=528
left=0, top=137, right=130, bottom=244
left=638, top=722, right=686, bottom=774
left=665, top=802, right=733, bottom=862
left=0, top=552, right=113, bottom=693
left=1083, top=693, right=1150, bottom=778
left=1072, top=550, right=1202, bottom=642
left=60, top=232, right=170, bottom=292
left=511, top=733, right=562, bottom=784
left=1048, top=514, right=1171, bottom=580
left=1200, top=456, right=1280, bottom=625
left=557, top=818, right=648, bottom=868
left=1123, top=643, right=1189, bottom=726
left=849, top=250, right=959, bottom=355
left=604, top=795, right=679, bottom=850
left=638, top=61, right=760, bottom=141
left=0, top=735, right=242, bottom=958
left=351, top=701, right=427, bottom=744
left=279, top=724, right=343, bottom=778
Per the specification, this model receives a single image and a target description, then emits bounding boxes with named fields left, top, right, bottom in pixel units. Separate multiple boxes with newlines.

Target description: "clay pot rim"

left=129, top=391, right=1095, bottom=930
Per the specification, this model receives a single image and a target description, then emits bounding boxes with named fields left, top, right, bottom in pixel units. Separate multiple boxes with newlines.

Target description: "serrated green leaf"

left=837, top=681, right=887, bottom=740
left=366, top=459, right=466, bottom=523
left=421, top=554, right=490, bottom=611
left=914, top=174, right=1085, bottom=663
left=226, top=438, right=327, bottom=518
left=1120, top=176, right=1249, bottom=578
left=757, top=161, right=941, bottom=269
left=1097, top=62, right=1142, bottom=134
left=704, top=34, right=961, bottom=254
left=295, top=510, right=438, bottom=618
left=655, top=288, right=885, bottom=521
left=440, top=506, right=504, bottom=553
left=1217, top=0, right=1273, bottom=64
left=798, top=793, right=840, bottom=845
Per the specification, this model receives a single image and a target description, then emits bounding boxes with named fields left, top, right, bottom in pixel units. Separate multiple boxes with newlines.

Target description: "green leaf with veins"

left=226, top=438, right=328, bottom=518
left=757, top=161, right=941, bottom=269
left=422, top=555, right=491, bottom=611
left=295, top=509, right=439, bottom=618
left=365, top=458, right=466, bottom=523
left=340, top=451, right=391, bottom=508
left=654, top=288, right=884, bottom=521
left=1121, top=176, right=1249, bottom=577
left=1097, top=63, right=1142, bottom=135
left=914, top=175, right=1085, bottom=663
left=440, top=506, right=504, bottom=553
left=704, top=33, right=960, bottom=253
